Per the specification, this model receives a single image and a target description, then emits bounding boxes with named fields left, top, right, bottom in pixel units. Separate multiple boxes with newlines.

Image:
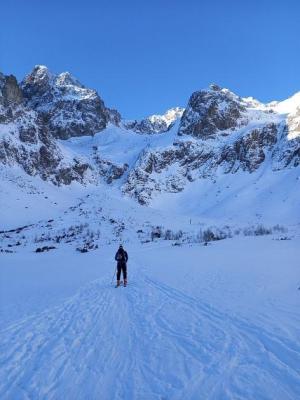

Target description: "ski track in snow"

left=1, top=262, right=300, bottom=400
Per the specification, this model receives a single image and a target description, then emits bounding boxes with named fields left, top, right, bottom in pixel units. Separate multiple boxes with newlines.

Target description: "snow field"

left=0, top=237, right=299, bottom=399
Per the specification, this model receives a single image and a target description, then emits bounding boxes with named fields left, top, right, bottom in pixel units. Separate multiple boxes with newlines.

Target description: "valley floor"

left=0, top=236, right=300, bottom=399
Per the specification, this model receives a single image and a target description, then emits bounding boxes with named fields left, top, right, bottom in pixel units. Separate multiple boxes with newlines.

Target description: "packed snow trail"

left=1, top=257, right=300, bottom=400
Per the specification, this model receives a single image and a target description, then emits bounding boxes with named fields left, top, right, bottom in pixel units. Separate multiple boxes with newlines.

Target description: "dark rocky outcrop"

left=21, top=66, right=121, bottom=139
left=0, top=74, right=23, bottom=106
left=178, top=85, right=247, bottom=138
left=93, top=148, right=128, bottom=184
left=0, top=71, right=93, bottom=185
left=219, top=123, right=278, bottom=173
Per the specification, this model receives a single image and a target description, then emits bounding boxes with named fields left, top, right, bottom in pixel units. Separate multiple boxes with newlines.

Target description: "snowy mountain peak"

left=241, top=96, right=267, bottom=110
left=56, top=71, right=82, bottom=87
left=54, top=72, right=97, bottom=101
left=31, top=64, right=51, bottom=77
left=123, top=107, right=184, bottom=134
left=23, top=65, right=53, bottom=88
left=206, top=85, right=269, bottom=111
left=0, top=65, right=299, bottom=206
left=178, top=85, right=247, bottom=138
left=26, top=66, right=83, bottom=91
left=148, top=107, right=184, bottom=127
left=22, top=65, right=56, bottom=102
left=22, top=66, right=97, bottom=103
left=268, top=91, right=300, bottom=115
left=209, top=83, right=222, bottom=92
left=20, top=65, right=120, bottom=139
left=206, top=84, right=240, bottom=99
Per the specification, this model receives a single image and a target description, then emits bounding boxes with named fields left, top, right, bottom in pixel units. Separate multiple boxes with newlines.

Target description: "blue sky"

left=1, top=0, right=300, bottom=118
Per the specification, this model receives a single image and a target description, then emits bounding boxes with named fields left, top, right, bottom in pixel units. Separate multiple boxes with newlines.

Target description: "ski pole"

left=111, top=268, right=117, bottom=285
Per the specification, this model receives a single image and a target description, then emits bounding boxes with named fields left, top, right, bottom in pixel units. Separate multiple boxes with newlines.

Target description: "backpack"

left=116, top=250, right=125, bottom=262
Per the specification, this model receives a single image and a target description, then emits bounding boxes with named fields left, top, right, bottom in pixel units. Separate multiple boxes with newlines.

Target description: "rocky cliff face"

left=122, top=86, right=300, bottom=204
left=0, top=73, right=23, bottom=108
left=0, top=71, right=92, bottom=185
left=21, top=66, right=121, bottom=139
left=0, top=67, right=299, bottom=201
left=178, top=85, right=248, bottom=138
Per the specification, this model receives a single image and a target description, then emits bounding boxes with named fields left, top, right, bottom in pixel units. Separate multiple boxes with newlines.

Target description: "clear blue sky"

left=1, top=0, right=300, bottom=119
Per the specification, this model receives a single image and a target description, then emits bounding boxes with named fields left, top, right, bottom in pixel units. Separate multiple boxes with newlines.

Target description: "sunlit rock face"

left=21, top=65, right=120, bottom=139
left=0, top=67, right=299, bottom=199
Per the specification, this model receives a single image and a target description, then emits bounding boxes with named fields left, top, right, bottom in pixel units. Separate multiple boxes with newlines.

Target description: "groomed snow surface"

left=1, top=236, right=300, bottom=399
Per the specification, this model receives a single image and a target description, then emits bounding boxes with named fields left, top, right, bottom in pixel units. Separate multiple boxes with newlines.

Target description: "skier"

left=115, top=245, right=128, bottom=287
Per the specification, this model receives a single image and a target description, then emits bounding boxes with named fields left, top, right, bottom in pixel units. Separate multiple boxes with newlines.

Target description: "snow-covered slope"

left=0, top=66, right=299, bottom=232
left=0, top=68, right=300, bottom=400
left=122, top=85, right=299, bottom=204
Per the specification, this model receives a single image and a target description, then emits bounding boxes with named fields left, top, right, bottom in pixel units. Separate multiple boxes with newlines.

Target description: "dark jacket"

left=115, top=248, right=128, bottom=265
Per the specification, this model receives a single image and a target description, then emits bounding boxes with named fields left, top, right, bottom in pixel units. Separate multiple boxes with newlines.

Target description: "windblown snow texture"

left=0, top=239, right=299, bottom=399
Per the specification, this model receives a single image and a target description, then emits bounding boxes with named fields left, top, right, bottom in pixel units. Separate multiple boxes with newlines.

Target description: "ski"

left=114, top=281, right=127, bottom=288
